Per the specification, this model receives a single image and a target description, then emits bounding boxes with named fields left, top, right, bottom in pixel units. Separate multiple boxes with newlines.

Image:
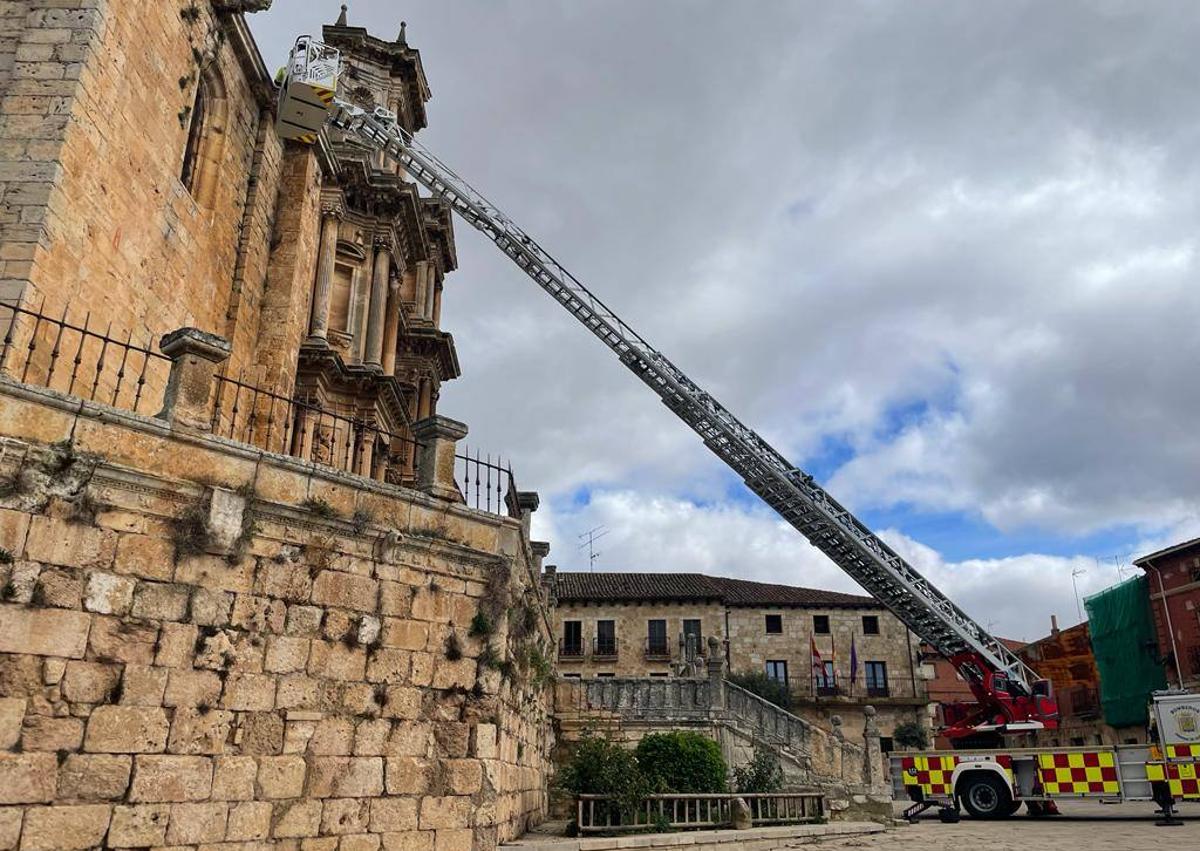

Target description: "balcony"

left=807, top=677, right=924, bottom=704
left=559, top=639, right=585, bottom=662
left=644, top=638, right=671, bottom=662
left=592, top=637, right=618, bottom=662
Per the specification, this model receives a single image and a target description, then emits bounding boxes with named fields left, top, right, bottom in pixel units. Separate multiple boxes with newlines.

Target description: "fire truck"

left=893, top=691, right=1200, bottom=822
left=276, top=34, right=1195, bottom=821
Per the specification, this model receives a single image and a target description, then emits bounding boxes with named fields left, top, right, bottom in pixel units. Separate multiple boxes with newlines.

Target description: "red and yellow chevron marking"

left=1036, top=752, right=1119, bottom=796
left=1166, top=743, right=1200, bottom=760
left=1147, top=761, right=1200, bottom=799
left=900, top=755, right=958, bottom=796
left=313, top=86, right=336, bottom=106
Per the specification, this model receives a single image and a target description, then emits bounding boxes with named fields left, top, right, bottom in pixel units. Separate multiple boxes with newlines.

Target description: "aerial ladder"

left=277, top=36, right=1060, bottom=740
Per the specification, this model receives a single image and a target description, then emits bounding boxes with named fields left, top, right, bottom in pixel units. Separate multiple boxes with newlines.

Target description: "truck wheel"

left=960, top=774, right=1013, bottom=819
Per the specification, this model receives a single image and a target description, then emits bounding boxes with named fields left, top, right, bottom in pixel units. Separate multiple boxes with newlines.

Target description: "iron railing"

left=645, top=636, right=671, bottom=660
left=593, top=636, right=618, bottom=660
left=0, top=301, right=522, bottom=517
left=559, top=638, right=585, bottom=660
left=576, top=792, right=824, bottom=833
left=455, top=447, right=516, bottom=516
left=0, top=300, right=171, bottom=415
left=210, top=372, right=421, bottom=485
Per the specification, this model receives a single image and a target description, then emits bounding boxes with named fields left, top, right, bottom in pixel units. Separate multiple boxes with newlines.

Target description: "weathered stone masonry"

left=0, top=377, right=555, bottom=850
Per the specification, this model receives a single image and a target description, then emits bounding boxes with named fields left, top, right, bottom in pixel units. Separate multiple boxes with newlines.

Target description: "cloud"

left=533, top=488, right=1143, bottom=642
left=251, top=2, right=1200, bottom=638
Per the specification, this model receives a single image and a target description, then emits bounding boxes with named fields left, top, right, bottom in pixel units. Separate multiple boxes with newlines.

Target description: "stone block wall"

left=0, top=381, right=554, bottom=850
left=0, top=1, right=290, bottom=399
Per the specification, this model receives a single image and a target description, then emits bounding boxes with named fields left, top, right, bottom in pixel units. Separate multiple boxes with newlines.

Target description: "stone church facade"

left=0, top=3, right=555, bottom=850
left=0, top=1, right=457, bottom=485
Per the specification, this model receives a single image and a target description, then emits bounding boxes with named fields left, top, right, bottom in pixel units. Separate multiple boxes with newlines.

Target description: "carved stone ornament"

left=214, top=1, right=274, bottom=13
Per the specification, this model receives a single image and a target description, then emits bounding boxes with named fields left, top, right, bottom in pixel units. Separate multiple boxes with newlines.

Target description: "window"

left=646, top=619, right=669, bottom=657
left=650, top=672, right=669, bottom=678
left=862, top=615, right=879, bottom=635
left=179, top=66, right=226, bottom=206
left=765, top=660, right=789, bottom=684
left=879, top=737, right=894, bottom=753
left=865, top=661, right=888, bottom=697
left=813, top=615, right=830, bottom=634
left=683, top=618, right=703, bottom=647
left=561, top=621, right=582, bottom=657
left=596, top=672, right=615, bottom=678
left=563, top=673, right=581, bottom=679
left=1190, top=558, right=1200, bottom=583
left=765, top=614, right=783, bottom=635
left=595, top=620, right=616, bottom=657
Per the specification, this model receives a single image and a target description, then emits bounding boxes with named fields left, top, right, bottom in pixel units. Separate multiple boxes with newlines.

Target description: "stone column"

left=511, top=489, right=539, bottom=531
left=417, top=376, right=433, bottom=420
left=424, top=271, right=437, bottom=322
left=364, top=236, right=391, bottom=368
left=412, top=414, right=468, bottom=501
left=431, top=280, right=443, bottom=327
left=413, top=261, right=429, bottom=320
left=309, top=205, right=342, bottom=341
left=157, top=328, right=232, bottom=430
left=381, top=275, right=402, bottom=376
left=862, top=705, right=887, bottom=793
left=707, top=636, right=726, bottom=709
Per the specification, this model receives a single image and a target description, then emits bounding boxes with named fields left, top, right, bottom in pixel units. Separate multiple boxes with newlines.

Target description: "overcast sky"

left=252, top=2, right=1200, bottom=641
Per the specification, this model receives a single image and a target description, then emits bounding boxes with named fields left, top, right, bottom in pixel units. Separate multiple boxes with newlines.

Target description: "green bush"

left=733, top=745, right=784, bottom=793
left=556, top=734, right=651, bottom=813
left=727, top=670, right=792, bottom=709
left=893, top=720, right=929, bottom=750
left=634, top=732, right=728, bottom=793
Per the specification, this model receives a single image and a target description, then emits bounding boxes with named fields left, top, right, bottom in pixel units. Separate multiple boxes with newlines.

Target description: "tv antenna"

left=1071, top=566, right=1087, bottom=622
left=578, top=526, right=610, bottom=572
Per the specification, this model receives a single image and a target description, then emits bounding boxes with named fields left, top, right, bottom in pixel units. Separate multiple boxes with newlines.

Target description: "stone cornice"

left=217, top=9, right=275, bottom=108
left=421, top=197, right=457, bottom=274
left=399, top=327, right=460, bottom=382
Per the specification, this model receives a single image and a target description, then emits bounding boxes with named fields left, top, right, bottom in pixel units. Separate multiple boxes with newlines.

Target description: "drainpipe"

left=1146, top=558, right=1184, bottom=689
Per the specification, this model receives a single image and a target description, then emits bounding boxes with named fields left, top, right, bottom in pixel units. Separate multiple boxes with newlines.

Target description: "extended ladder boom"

left=285, top=67, right=1055, bottom=731
left=332, top=104, right=1032, bottom=680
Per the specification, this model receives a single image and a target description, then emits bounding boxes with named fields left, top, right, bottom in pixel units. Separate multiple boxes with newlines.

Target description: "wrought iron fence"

left=455, top=447, right=515, bottom=516
left=0, top=301, right=521, bottom=515
left=210, top=373, right=421, bottom=485
left=592, top=636, right=618, bottom=660
left=558, top=638, right=585, bottom=660
left=576, top=792, right=824, bottom=833
left=644, top=636, right=671, bottom=660
left=0, top=300, right=171, bottom=415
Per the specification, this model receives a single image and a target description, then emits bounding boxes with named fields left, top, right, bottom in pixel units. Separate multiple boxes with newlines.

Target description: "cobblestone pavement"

left=817, top=802, right=1200, bottom=850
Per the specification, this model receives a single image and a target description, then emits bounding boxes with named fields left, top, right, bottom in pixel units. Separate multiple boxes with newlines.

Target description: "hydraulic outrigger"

left=275, top=35, right=1060, bottom=741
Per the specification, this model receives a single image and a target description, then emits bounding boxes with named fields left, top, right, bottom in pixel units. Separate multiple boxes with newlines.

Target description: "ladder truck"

left=276, top=37, right=1198, bottom=820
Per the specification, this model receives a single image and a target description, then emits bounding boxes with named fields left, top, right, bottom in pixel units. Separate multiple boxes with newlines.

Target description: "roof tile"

left=553, top=572, right=880, bottom=609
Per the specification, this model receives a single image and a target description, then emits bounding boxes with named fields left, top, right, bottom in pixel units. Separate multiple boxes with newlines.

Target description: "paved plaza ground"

left=816, top=801, right=1200, bottom=850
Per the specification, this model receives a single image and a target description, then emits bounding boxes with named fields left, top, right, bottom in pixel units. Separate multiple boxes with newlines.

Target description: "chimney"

left=542, top=564, right=558, bottom=606
left=1050, top=614, right=1059, bottom=636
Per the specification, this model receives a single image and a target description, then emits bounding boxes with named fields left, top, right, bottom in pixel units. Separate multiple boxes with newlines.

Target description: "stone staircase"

left=555, top=676, right=867, bottom=791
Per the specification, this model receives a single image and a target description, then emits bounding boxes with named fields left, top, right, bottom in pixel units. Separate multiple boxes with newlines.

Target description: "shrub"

left=634, top=731, right=727, bottom=793
left=733, top=745, right=784, bottom=793
left=727, top=670, right=792, bottom=710
left=893, top=720, right=929, bottom=750
left=556, top=734, right=651, bottom=819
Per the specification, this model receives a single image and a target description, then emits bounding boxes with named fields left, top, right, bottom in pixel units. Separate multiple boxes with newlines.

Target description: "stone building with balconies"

left=545, top=569, right=932, bottom=743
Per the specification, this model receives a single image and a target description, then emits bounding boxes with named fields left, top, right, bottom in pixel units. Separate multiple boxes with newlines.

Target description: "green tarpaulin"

left=1084, top=575, right=1166, bottom=728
